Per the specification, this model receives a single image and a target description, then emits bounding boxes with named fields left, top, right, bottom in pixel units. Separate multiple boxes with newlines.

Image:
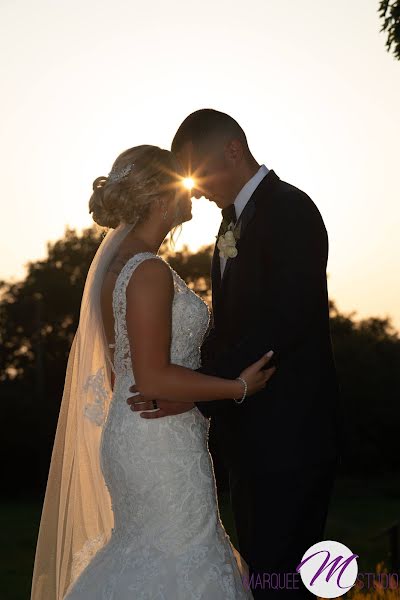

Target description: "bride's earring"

left=163, top=208, right=168, bottom=221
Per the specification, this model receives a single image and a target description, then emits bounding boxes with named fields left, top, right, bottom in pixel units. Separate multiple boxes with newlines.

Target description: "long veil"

left=31, top=221, right=135, bottom=600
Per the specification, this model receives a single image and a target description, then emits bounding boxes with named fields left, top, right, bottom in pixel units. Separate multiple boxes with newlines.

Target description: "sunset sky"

left=1, top=0, right=399, bottom=330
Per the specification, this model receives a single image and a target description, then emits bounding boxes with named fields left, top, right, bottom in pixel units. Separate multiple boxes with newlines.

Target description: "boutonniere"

left=216, top=221, right=242, bottom=259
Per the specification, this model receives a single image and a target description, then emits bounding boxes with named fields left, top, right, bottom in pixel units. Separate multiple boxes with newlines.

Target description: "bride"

left=30, top=144, right=276, bottom=599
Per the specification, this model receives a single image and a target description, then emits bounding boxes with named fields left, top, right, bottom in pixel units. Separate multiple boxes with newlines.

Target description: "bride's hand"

left=237, top=350, right=276, bottom=398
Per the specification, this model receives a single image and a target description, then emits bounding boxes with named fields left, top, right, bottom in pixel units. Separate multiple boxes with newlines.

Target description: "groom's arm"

left=195, top=190, right=327, bottom=386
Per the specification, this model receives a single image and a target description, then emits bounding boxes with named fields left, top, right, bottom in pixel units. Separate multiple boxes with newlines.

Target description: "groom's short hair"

left=171, top=109, right=248, bottom=154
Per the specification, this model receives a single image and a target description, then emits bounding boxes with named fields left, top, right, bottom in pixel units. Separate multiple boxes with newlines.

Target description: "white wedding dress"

left=64, top=252, right=253, bottom=600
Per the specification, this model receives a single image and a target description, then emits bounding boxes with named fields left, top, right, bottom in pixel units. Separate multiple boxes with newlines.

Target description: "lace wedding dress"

left=64, top=252, right=253, bottom=600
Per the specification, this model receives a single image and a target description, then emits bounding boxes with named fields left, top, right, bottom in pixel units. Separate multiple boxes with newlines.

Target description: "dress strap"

left=114, top=252, right=167, bottom=297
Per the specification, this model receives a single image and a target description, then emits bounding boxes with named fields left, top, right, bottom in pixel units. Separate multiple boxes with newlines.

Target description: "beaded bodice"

left=111, top=252, right=210, bottom=377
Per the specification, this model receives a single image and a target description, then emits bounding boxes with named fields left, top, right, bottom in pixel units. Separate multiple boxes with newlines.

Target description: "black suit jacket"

left=195, top=170, right=343, bottom=471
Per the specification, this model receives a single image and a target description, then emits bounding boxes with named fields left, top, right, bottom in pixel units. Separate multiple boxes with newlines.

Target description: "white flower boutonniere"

left=217, top=222, right=242, bottom=259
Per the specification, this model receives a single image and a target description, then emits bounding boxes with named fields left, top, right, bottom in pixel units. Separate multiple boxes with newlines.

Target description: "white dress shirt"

left=220, top=164, right=270, bottom=276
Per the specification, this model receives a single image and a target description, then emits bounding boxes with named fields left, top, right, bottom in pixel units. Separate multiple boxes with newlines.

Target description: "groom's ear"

left=224, top=138, right=244, bottom=165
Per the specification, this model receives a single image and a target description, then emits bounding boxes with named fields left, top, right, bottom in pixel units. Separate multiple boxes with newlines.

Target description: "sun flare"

left=183, top=177, right=194, bottom=190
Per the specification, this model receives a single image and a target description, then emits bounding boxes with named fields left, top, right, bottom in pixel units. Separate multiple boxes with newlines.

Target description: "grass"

left=220, top=473, right=400, bottom=573
left=3, top=472, right=400, bottom=599
left=219, top=472, right=400, bottom=598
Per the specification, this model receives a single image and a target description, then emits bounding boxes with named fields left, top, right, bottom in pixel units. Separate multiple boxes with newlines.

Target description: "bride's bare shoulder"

left=125, top=255, right=172, bottom=290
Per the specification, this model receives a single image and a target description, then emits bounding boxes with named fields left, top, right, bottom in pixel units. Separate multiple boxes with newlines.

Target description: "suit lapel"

left=219, top=169, right=279, bottom=288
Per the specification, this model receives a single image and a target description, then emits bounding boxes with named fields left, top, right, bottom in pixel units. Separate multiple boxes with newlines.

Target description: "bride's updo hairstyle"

left=89, top=145, right=182, bottom=229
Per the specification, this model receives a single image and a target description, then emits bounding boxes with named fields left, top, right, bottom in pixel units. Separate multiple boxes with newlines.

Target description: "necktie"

left=221, top=204, right=237, bottom=225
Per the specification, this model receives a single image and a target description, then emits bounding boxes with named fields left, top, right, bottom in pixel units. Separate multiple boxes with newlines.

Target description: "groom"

left=129, top=109, right=343, bottom=598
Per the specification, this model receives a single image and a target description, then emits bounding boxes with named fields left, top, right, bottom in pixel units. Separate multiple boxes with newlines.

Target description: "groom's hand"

left=127, top=385, right=195, bottom=418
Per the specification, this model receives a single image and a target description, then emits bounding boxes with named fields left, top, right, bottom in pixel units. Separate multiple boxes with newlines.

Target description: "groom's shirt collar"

left=233, top=164, right=269, bottom=221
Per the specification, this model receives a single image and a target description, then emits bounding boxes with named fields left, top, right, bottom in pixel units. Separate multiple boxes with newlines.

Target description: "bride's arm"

left=125, top=258, right=272, bottom=403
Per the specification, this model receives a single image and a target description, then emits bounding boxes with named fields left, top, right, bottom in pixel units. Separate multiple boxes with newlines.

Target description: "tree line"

left=1, top=226, right=399, bottom=499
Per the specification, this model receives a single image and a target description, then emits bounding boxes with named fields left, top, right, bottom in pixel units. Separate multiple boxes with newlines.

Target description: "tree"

left=0, top=226, right=213, bottom=496
left=379, top=0, right=400, bottom=60
left=330, top=301, right=400, bottom=474
left=1, top=225, right=400, bottom=498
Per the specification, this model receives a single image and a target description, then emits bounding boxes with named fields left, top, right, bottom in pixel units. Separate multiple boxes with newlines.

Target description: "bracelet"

left=234, top=377, right=247, bottom=404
